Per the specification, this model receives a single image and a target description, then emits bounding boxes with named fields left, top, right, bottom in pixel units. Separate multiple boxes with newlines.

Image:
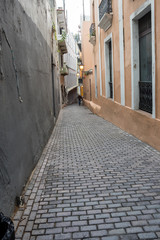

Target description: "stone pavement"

left=13, top=105, right=160, bottom=240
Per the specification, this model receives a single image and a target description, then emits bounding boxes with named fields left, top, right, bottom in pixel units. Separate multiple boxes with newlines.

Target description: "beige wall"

left=81, top=21, right=94, bottom=101
left=90, top=0, right=121, bottom=103
left=82, top=21, right=93, bottom=72
left=82, top=0, right=160, bottom=151
left=124, top=0, right=149, bottom=107
left=84, top=98, right=160, bottom=152
left=92, top=0, right=100, bottom=104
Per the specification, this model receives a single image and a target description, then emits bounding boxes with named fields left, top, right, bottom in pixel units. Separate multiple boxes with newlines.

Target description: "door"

left=108, top=40, right=113, bottom=98
left=139, top=11, right=152, bottom=113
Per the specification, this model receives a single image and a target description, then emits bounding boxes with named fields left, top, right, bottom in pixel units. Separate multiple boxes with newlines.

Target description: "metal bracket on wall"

left=1, top=28, right=23, bottom=103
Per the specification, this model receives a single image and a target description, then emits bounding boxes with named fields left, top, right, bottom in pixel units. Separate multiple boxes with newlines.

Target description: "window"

left=95, top=65, right=98, bottom=98
left=108, top=40, right=113, bottom=98
left=104, top=34, right=113, bottom=99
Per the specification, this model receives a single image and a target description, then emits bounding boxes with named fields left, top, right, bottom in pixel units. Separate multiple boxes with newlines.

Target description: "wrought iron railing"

left=139, top=81, right=152, bottom=114
left=90, top=23, right=96, bottom=37
left=109, top=82, right=113, bottom=99
left=99, top=0, right=112, bottom=21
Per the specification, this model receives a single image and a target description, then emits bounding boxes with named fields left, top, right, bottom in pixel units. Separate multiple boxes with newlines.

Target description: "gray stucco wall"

left=0, top=0, right=60, bottom=216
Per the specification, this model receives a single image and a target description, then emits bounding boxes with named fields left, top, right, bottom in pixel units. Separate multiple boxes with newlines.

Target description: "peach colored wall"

left=83, top=76, right=92, bottom=101
left=84, top=98, right=160, bottom=152
left=82, top=21, right=93, bottom=72
left=89, top=0, right=157, bottom=108
left=124, top=0, right=147, bottom=107
left=92, top=0, right=101, bottom=104
left=90, top=0, right=121, bottom=103
left=82, top=0, right=160, bottom=152
left=123, top=0, right=160, bottom=118
left=81, top=21, right=94, bottom=101
left=101, top=0, right=121, bottom=103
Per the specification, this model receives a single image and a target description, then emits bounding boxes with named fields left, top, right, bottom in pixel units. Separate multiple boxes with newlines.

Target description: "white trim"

left=131, top=16, right=140, bottom=110
left=151, top=1, right=156, bottom=119
left=97, top=0, right=102, bottom=96
left=130, top=0, right=155, bottom=118
left=104, top=33, right=114, bottom=100
left=95, top=65, right=98, bottom=98
left=118, top=0, right=125, bottom=106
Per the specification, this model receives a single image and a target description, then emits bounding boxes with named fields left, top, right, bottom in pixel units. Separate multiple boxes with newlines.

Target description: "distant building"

left=57, top=8, right=79, bottom=105
left=64, top=31, right=78, bottom=104
left=57, top=7, right=68, bottom=104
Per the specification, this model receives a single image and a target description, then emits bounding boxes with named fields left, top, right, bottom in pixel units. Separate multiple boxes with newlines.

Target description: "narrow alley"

left=14, top=105, right=160, bottom=240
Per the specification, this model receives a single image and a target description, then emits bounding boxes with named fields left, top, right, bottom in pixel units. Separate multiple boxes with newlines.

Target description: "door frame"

left=104, top=33, right=114, bottom=100
left=94, top=65, right=98, bottom=98
left=130, top=0, right=155, bottom=118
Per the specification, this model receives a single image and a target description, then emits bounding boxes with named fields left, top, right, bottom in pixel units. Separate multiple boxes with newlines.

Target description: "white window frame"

left=130, top=0, right=155, bottom=118
left=95, top=65, right=98, bottom=98
left=97, top=0, right=102, bottom=96
left=119, top=0, right=125, bottom=106
left=104, top=33, right=114, bottom=100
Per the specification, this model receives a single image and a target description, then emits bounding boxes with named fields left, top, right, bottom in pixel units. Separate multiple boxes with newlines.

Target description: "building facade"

left=83, top=0, right=160, bottom=151
left=64, top=31, right=78, bottom=104
left=57, top=7, right=68, bottom=105
left=81, top=21, right=94, bottom=101
left=0, top=0, right=61, bottom=216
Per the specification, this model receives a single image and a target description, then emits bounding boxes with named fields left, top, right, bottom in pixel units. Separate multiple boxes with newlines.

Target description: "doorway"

left=104, top=33, right=113, bottom=99
left=139, top=12, right=152, bottom=113
left=130, top=1, right=155, bottom=117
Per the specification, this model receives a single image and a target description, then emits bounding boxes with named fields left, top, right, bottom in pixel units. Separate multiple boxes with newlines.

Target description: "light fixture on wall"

left=79, top=63, right=84, bottom=84
left=79, top=63, right=84, bottom=71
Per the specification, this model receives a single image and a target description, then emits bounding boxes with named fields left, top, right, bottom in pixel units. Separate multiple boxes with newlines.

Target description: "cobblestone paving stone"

left=13, top=105, right=160, bottom=240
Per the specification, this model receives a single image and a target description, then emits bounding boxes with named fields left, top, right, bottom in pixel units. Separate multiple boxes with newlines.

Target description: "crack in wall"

left=1, top=28, right=23, bottom=103
left=0, top=29, right=5, bottom=81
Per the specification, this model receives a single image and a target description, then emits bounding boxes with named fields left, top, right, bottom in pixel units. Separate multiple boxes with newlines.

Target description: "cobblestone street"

left=13, top=105, right=160, bottom=240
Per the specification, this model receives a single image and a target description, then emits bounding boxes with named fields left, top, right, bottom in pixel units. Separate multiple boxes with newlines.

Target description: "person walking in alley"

left=78, top=95, right=83, bottom=106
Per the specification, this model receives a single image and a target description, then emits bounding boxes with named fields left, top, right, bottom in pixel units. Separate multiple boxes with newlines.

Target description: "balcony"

left=60, top=62, right=69, bottom=76
left=58, top=31, right=68, bottom=54
left=89, top=23, right=96, bottom=46
left=98, top=0, right=113, bottom=31
left=57, top=8, right=66, bottom=30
